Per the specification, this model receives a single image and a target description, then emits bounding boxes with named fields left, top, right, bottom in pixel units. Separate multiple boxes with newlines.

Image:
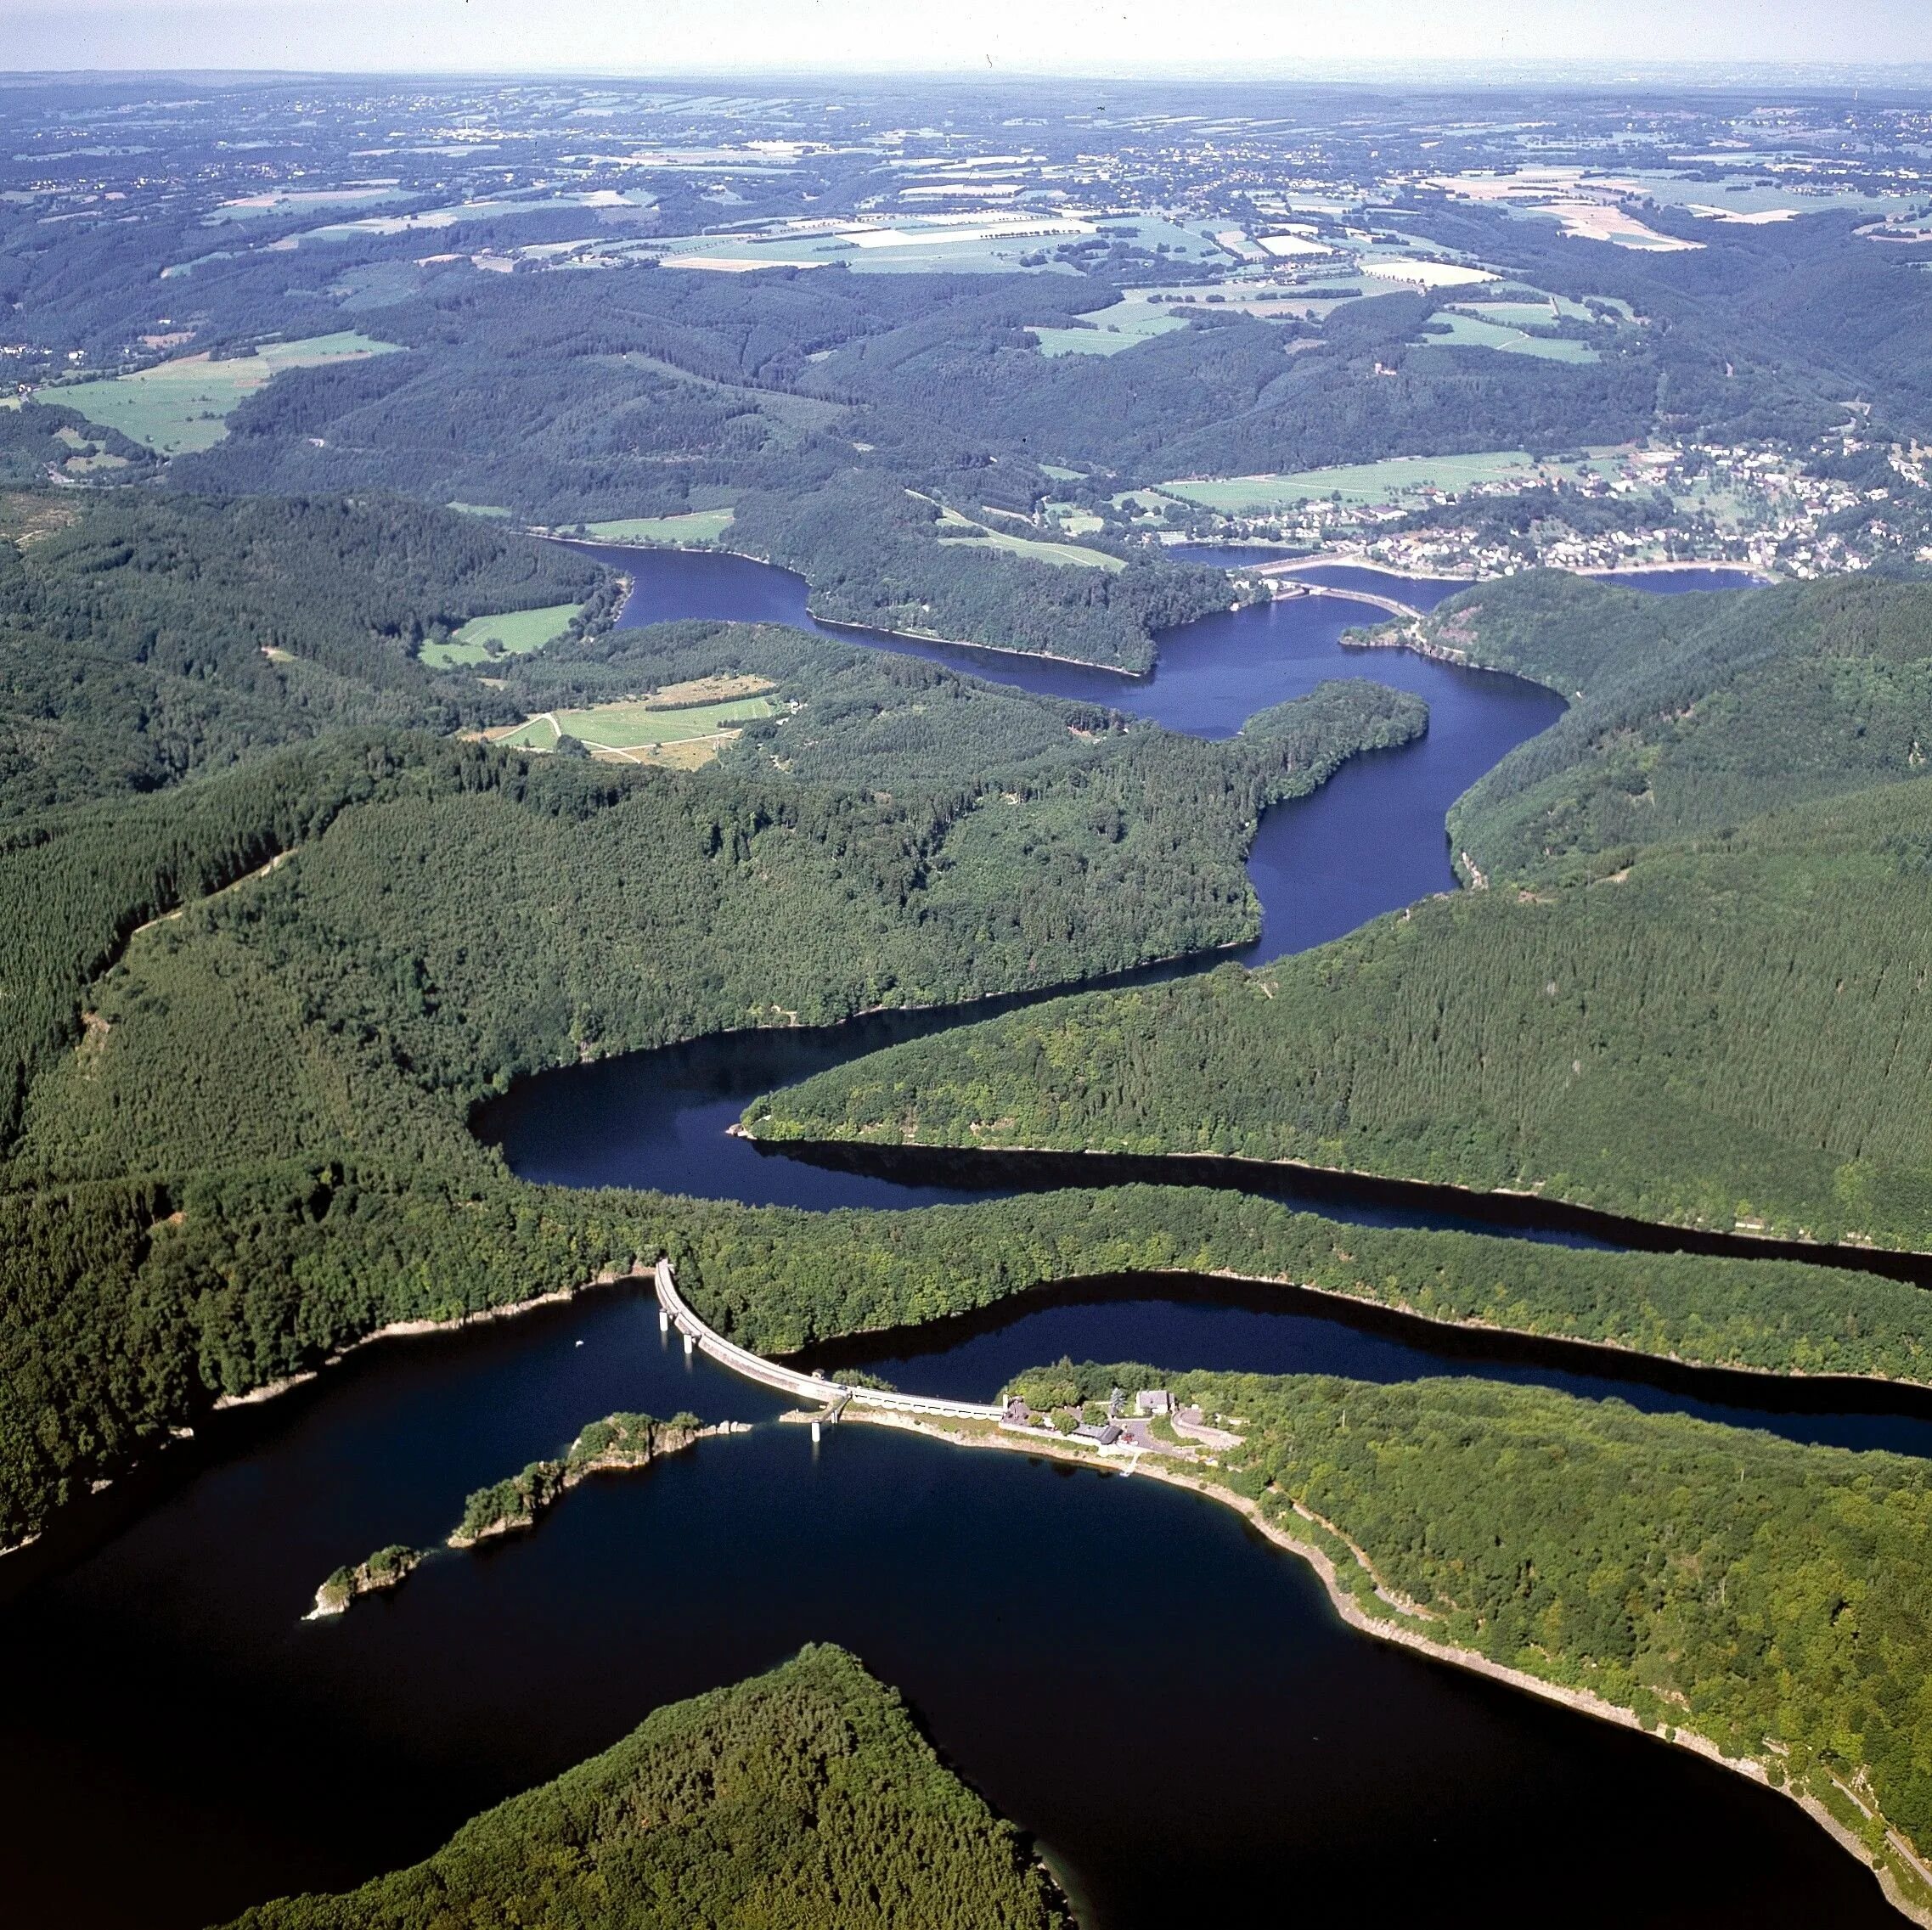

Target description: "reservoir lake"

left=1, top=549, right=1906, bottom=1930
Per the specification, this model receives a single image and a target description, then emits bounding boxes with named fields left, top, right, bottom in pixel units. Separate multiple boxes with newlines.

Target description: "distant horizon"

left=5, top=0, right=1931, bottom=80
left=6, top=59, right=1932, bottom=91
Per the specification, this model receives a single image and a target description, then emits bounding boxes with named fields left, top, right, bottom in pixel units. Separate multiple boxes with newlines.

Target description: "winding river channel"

left=4, top=550, right=1904, bottom=1930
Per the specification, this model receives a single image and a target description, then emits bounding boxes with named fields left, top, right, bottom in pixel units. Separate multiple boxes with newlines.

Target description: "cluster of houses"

left=1000, top=1386, right=1240, bottom=1456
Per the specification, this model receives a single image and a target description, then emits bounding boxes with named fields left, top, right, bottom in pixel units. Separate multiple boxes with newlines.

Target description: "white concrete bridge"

left=653, top=1259, right=1004, bottom=1423
left=1247, top=561, right=1426, bottom=622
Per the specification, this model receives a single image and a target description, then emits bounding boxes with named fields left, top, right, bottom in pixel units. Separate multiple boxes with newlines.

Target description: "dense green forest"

left=810, top=287, right=1661, bottom=479
left=161, top=269, right=1241, bottom=667
left=0, top=489, right=609, bottom=814
left=752, top=778, right=1932, bottom=1253
left=13, top=80, right=1932, bottom=1927
left=0, top=667, right=1424, bottom=1542
left=223, top=1644, right=1065, bottom=1930
left=3, top=682, right=1420, bottom=1186
left=1005, top=1357, right=1932, bottom=1910
left=1400, top=571, right=1932, bottom=881
left=13, top=569, right=1932, bottom=1544
left=144, top=260, right=1688, bottom=667
left=172, top=267, right=1659, bottom=516
left=725, top=473, right=1241, bottom=672
left=1401, top=202, right=1932, bottom=444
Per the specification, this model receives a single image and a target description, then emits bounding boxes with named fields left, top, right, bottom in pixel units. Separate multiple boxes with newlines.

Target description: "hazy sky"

left=3, top=0, right=1931, bottom=76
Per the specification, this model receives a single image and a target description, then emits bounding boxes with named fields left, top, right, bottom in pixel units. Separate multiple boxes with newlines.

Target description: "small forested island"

left=307, top=1415, right=726, bottom=1616
left=309, top=1545, right=422, bottom=1620
left=447, top=1411, right=712, bottom=1550
left=219, top=1644, right=1067, bottom=1930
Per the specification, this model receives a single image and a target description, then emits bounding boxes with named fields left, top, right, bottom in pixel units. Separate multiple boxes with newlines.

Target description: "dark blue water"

left=485, top=548, right=1566, bottom=1205
left=0, top=1276, right=1904, bottom=1930
left=582, top=539, right=1512, bottom=734
left=803, top=1273, right=1932, bottom=1460
left=3, top=545, right=1907, bottom=1930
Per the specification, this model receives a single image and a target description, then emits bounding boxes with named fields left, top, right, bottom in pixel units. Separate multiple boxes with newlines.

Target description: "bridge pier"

left=810, top=1420, right=821, bottom=1443
left=683, top=1328, right=694, bottom=1356
left=658, top=1303, right=668, bottom=1336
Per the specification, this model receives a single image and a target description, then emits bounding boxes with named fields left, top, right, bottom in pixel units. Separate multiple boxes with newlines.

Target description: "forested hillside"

left=814, top=288, right=1660, bottom=478
left=0, top=490, right=609, bottom=814
left=726, top=473, right=1238, bottom=672
left=752, top=779, right=1932, bottom=1253
left=1401, top=202, right=1932, bottom=444
left=1394, top=571, right=1932, bottom=881
left=3, top=679, right=1421, bottom=1184
left=0, top=397, right=156, bottom=487
left=0, top=672, right=1422, bottom=1542
left=21, top=1147, right=1932, bottom=1577
left=222, top=1644, right=1064, bottom=1930
left=162, top=267, right=1240, bottom=668
left=1005, top=1358, right=1932, bottom=1915
left=511, top=617, right=1124, bottom=790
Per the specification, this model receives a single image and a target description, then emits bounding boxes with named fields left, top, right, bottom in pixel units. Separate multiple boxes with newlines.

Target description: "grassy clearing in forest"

left=48, top=332, right=399, bottom=454
left=1029, top=307, right=1188, bottom=356
left=1419, top=311, right=1600, bottom=363
left=579, top=507, right=736, bottom=545
left=495, top=694, right=776, bottom=762
left=933, top=501, right=1121, bottom=569
left=420, top=603, right=583, bottom=669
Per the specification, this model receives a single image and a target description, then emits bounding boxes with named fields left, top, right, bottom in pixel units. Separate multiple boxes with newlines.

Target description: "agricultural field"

left=937, top=502, right=1121, bottom=568
left=419, top=602, right=583, bottom=669
left=204, top=186, right=411, bottom=223
left=446, top=501, right=513, bottom=519
left=493, top=692, right=777, bottom=764
left=1420, top=311, right=1600, bottom=363
left=51, top=425, right=132, bottom=475
left=46, top=331, right=400, bottom=454
left=1028, top=306, right=1187, bottom=356
left=1042, top=499, right=1107, bottom=536
left=578, top=507, right=736, bottom=545
left=1162, top=449, right=1612, bottom=514
left=643, top=211, right=1100, bottom=275
left=1451, top=294, right=1599, bottom=325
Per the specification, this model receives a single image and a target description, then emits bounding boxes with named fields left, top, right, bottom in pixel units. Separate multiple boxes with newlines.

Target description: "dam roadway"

left=653, top=1258, right=1004, bottom=1422
left=1248, top=560, right=1426, bottom=622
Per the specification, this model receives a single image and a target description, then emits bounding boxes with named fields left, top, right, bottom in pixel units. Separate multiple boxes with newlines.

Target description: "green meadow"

left=420, top=603, right=583, bottom=669
left=580, top=507, right=736, bottom=545
left=935, top=501, right=1121, bottom=569
left=1422, top=311, right=1599, bottom=363
left=1028, top=307, right=1187, bottom=356
left=498, top=694, right=775, bottom=758
left=50, top=332, right=399, bottom=455
left=938, top=525, right=1120, bottom=569
left=1162, top=449, right=1616, bottom=514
